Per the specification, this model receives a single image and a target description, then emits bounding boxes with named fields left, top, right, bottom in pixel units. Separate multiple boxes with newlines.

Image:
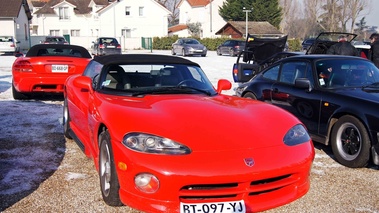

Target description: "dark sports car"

left=63, top=54, right=314, bottom=212
left=235, top=54, right=379, bottom=168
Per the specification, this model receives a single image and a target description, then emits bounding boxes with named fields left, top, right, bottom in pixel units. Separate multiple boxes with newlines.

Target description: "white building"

left=29, top=0, right=171, bottom=49
left=170, top=0, right=226, bottom=38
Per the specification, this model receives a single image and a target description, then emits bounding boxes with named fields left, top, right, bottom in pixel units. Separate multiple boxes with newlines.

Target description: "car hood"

left=243, top=35, right=288, bottom=64
left=97, top=94, right=301, bottom=151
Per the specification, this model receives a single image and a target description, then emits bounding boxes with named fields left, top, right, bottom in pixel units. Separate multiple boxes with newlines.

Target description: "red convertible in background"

left=12, top=44, right=91, bottom=99
left=63, top=54, right=314, bottom=213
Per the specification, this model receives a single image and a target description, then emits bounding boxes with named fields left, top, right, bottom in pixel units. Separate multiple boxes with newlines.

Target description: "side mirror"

left=216, top=79, right=232, bottom=94
left=295, top=78, right=312, bottom=92
left=73, top=76, right=92, bottom=91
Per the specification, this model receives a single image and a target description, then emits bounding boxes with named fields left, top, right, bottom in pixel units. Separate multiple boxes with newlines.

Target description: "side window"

left=262, top=65, right=280, bottom=81
left=83, top=61, right=103, bottom=79
left=279, top=62, right=310, bottom=85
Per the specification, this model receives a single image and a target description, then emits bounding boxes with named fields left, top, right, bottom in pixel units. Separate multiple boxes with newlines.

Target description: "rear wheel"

left=63, top=98, right=72, bottom=139
left=331, top=115, right=370, bottom=168
left=12, top=83, right=29, bottom=100
left=99, top=129, right=123, bottom=206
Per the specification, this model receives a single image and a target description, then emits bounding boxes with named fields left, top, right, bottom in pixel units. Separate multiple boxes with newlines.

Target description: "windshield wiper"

left=362, top=82, right=379, bottom=88
left=176, top=85, right=213, bottom=96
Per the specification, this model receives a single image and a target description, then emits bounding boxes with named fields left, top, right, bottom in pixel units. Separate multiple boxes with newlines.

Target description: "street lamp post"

left=242, top=7, right=252, bottom=38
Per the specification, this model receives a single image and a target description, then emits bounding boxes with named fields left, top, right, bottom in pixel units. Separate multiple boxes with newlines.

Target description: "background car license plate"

left=51, top=65, right=68, bottom=72
left=180, top=200, right=245, bottom=213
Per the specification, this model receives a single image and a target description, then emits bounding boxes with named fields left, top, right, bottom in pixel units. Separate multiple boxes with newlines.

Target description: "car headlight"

left=283, top=124, right=311, bottom=146
left=123, top=133, right=191, bottom=155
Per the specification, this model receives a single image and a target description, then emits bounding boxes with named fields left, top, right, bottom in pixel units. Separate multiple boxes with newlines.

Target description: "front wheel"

left=99, top=129, right=123, bottom=206
left=331, top=115, right=370, bottom=168
left=243, top=92, right=257, bottom=100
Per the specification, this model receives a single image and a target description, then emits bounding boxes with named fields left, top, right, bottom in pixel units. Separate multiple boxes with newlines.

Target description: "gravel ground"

left=1, top=51, right=379, bottom=213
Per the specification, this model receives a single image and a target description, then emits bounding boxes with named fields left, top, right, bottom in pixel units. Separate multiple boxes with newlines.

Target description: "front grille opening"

left=249, top=187, right=283, bottom=196
left=34, top=85, right=57, bottom=89
left=181, top=183, right=238, bottom=191
left=250, top=174, right=291, bottom=185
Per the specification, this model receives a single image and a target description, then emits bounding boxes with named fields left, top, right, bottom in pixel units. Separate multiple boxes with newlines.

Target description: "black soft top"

left=26, top=44, right=91, bottom=58
left=93, top=54, right=200, bottom=67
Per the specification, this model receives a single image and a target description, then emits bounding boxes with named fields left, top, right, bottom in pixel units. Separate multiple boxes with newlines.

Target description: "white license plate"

left=180, top=200, right=245, bottom=213
left=51, top=65, right=68, bottom=73
left=107, top=46, right=115, bottom=48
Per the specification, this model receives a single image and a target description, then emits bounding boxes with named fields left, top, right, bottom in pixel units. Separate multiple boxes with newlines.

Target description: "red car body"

left=12, top=44, right=91, bottom=99
left=63, top=54, right=314, bottom=213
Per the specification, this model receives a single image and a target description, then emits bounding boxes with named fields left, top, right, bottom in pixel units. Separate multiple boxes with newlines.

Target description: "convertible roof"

left=26, top=44, right=92, bottom=58
left=93, top=54, right=200, bottom=67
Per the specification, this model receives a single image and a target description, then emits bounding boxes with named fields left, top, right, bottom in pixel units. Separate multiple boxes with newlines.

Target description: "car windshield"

left=97, top=64, right=216, bottom=96
left=0, top=36, right=13, bottom=42
left=183, top=39, right=199, bottom=44
left=100, top=38, right=118, bottom=44
left=316, top=59, right=379, bottom=88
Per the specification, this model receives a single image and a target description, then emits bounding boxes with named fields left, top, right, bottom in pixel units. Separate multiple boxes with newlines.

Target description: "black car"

left=216, top=39, right=245, bottom=56
left=41, top=36, right=69, bottom=44
left=91, top=37, right=121, bottom=56
left=235, top=54, right=379, bottom=168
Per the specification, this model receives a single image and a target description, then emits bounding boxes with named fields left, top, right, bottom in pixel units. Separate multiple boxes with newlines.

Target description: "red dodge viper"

left=63, top=54, right=315, bottom=213
left=12, top=44, right=91, bottom=99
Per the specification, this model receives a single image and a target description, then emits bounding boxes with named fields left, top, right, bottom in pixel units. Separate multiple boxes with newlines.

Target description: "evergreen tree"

left=219, top=0, right=282, bottom=29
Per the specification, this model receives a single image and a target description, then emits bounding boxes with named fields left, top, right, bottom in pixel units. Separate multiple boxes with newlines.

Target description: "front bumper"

left=112, top=141, right=314, bottom=213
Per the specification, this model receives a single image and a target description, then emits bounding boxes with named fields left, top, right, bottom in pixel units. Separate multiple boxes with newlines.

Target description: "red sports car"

left=12, top=44, right=91, bottom=99
left=63, top=54, right=314, bottom=213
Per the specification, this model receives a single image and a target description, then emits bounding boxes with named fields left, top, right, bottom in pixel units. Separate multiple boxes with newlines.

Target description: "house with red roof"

left=26, top=0, right=171, bottom=49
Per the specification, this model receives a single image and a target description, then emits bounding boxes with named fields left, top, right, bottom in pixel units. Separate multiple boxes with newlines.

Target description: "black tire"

left=201, top=54, right=206, bottom=57
left=63, top=98, right=72, bottom=139
left=12, top=83, right=29, bottom=100
left=243, top=92, right=257, bottom=100
left=331, top=115, right=370, bottom=168
left=99, top=129, right=123, bottom=206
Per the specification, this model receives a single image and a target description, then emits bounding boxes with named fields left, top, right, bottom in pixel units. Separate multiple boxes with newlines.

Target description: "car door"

left=68, top=61, right=102, bottom=145
left=270, top=61, right=320, bottom=134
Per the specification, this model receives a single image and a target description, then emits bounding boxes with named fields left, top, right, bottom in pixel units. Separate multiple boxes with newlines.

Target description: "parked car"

left=216, top=39, right=245, bottom=56
left=41, top=36, right=69, bottom=44
left=0, top=36, right=20, bottom=54
left=301, top=38, right=316, bottom=51
left=91, top=37, right=121, bottom=56
left=235, top=54, right=379, bottom=168
left=171, top=38, right=207, bottom=57
left=63, top=54, right=314, bottom=213
left=12, top=44, right=92, bottom=99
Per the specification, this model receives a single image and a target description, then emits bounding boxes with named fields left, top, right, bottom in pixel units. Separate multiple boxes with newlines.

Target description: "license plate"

left=180, top=200, right=245, bottom=213
left=107, top=45, right=115, bottom=48
left=51, top=65, right=68, bottom=72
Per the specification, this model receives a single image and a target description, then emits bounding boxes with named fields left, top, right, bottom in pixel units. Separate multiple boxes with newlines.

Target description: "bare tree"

left=348, top=0, right=370, bottom=33
left=156, top=0, right=181, bottom=26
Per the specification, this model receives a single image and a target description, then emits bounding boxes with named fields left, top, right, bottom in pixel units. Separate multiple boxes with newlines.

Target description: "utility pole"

left=242, top=7, right=252, bottom=38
